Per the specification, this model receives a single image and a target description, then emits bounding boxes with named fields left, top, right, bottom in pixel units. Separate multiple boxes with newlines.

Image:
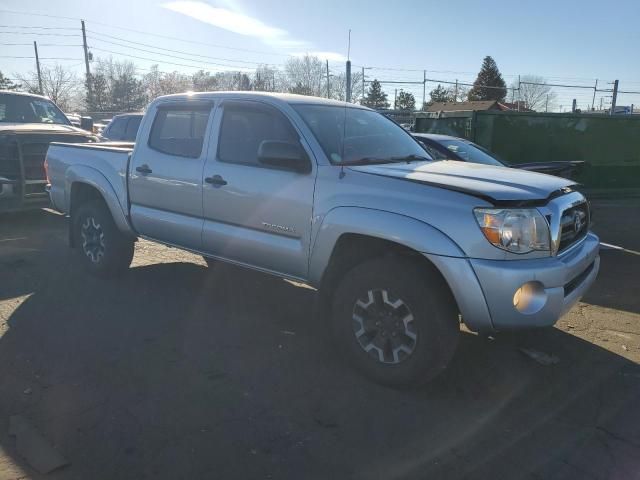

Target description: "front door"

left=129, top=102, right=213, bottom=251
left=201, top=100, right=316, bottom=279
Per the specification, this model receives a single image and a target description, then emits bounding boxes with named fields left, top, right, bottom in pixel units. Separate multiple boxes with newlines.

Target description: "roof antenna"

left=339, top=28, right=351, bottom=180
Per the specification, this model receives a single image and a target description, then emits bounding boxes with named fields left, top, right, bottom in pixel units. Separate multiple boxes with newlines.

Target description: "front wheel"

left=73, top=200, right=134, bottom=277
left=331, top=256, right=459, bottom=387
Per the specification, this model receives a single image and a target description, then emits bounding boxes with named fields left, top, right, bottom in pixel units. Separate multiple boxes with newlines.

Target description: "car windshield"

left=292, top=104, right=431, bottom=165
left=0, top=93, right=70, bottom=125
left=437, top=139, right=504, bottom=166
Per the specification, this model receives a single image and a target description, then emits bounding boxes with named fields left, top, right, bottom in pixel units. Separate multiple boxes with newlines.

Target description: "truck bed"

left=46, top=141, right=132, bottom=216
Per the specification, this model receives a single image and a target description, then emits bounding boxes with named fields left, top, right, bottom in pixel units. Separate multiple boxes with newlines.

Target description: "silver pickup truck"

left=46, top=92, right=600, bottom=386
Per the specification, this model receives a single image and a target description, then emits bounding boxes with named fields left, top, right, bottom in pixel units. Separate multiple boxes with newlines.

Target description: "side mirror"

left=258, top=141, right=311, bottom=174
left=79, top=116, right=94, bottom=132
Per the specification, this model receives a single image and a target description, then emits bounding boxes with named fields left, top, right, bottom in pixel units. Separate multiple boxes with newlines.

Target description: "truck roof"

left=0, top=89, right=54, bottom=102
left=151, top=91, right=369, bottom=109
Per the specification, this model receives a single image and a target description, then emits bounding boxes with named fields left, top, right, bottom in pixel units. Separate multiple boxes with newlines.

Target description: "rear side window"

left=217, top=102, right=299, bottom=166
left=124, top=116, right=142, bottom=141
left=148, top=106, right=211, bottom=158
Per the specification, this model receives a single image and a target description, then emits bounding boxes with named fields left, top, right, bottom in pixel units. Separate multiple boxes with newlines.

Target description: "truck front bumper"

left=425, top=232, right=600, bottom=332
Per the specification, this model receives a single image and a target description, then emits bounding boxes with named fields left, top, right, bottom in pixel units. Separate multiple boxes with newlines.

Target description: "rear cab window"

left=148, top=105, right=211, bottom=158
left=106, top=118, right=126, bottom=139
left=124, top=116, right=142, bottom=141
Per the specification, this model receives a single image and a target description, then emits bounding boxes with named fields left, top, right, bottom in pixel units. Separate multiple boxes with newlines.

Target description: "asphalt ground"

left=0, top=199, right=638, bottom=480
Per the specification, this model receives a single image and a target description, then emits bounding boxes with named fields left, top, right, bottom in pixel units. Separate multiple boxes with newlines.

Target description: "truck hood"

left=0, top=123, right=92, bottom=135
left=349, top=160, right=576, bottom=205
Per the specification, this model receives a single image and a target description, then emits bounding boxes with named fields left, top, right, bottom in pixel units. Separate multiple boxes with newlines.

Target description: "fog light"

left=513, top=281, right=547, bottom=314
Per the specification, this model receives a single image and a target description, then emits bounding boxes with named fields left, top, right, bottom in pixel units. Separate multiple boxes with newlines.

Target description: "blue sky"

left=1, top=0, right=640, bottom=110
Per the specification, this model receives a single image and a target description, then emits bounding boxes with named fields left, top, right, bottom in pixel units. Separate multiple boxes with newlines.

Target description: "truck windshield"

left=0, top=93, right=70, bottom=125
left=292, top=104, right=431, bottom=165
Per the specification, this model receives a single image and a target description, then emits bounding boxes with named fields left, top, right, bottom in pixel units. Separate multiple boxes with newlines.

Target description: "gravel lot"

left=0, top=199, right=639, bottom=480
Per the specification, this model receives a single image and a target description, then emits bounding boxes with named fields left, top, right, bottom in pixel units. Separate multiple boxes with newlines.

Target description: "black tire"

left=73, top=200, right=134, bottom=277
left=331, top=256, right=459, bottom=387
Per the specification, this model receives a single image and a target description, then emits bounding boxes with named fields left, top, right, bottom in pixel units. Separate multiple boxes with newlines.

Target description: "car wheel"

left=73, top=200, right=134, bottom=277
left=331, top=256, right=459, bottom=387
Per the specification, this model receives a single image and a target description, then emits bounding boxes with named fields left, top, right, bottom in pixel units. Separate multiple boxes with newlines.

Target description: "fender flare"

left=308, top=206, right=465, bottom=286
left=64, top=165, right=134, bottom=236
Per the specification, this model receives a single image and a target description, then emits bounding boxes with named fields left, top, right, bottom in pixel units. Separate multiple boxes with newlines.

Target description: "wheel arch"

left=65, top=167, right=134, bottom=246
left=309, top=207, right=464, bottom=318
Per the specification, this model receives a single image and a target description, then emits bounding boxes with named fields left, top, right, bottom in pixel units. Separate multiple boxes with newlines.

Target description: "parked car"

left=413, top=133, right=585, bottom=179
left=0, top=90, right=97, bottom=213
left=46, top=92, right=599, bottom=386
left=99, top=113, right=143, bottom=142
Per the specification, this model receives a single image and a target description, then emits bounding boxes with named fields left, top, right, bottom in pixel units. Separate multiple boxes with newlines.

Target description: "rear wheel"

left=73, top=200, right=134, bottom=277
left=331, top=256, right=459, bottom=387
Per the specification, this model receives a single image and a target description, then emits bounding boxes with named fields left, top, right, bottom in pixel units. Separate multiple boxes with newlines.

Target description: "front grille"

left=21, top=142, right=49, bottom=180
left=558, top=202, right=589, bottom=253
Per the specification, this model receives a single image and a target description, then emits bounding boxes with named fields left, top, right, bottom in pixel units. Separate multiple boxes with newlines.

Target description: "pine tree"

left=0, top=71, right=19, bottom=90
left=396, top=90, right=415, bottom=111
left=361, top=79, right=389, bottom=109
left=429, top=84, right=450, bottom=103
left=468, top=56, right=507, bottom=101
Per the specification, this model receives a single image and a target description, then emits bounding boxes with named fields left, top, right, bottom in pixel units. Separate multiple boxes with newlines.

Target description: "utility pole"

left=362, top=66, right=365, bottom=102
left=454, top=79, right=458, bottom=103
left=591, top=79, right=598, bottom=111
left=33, top=41, right=43, bottom=95
left=394, top=88, right=397, bottom=110
left=517, top=75, right=521, bottom=111
left=610, top=79, right=619, bottom=115
left=545, top=94, right=549, bottom=112
left=422, top=70, right=426, bottom=108
left=599, top=97, right=603, bottom=111
left=81, top=20, right=92, bottom=107
left=572, top=98, right=577, bottom=113
left=345, top=60, right=352, bottom=103
left=326, top=60, right=330, bottom=99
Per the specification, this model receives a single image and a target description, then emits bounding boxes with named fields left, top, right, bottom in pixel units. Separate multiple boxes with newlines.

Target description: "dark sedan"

left=412, top=133, right=584, bottom=179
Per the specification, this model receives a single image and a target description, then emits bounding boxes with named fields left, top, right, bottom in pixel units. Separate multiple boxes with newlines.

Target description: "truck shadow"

left=0, top=209, right=638, bottom=479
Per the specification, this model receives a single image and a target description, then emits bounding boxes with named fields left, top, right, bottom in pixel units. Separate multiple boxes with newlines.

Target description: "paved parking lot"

left=0, top=200, right=639, bottom=480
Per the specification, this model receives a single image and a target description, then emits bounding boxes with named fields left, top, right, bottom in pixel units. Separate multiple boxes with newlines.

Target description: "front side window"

left=218, top=102, right=299, bottom=166
left=0, top=93, right=69, bottom=125
left=293, top=104, right=429, bottom=164
left=148, top=107, right=210, bottom=158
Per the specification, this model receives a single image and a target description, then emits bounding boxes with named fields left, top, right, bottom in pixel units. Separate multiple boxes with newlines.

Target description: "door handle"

left=205, top=175, right=227, bottom=186
left=136, top=164, right=152, bottom=174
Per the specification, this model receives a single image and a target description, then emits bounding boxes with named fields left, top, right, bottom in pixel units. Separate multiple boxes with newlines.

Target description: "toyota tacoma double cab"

left=45, top=92, right=600, bottom=386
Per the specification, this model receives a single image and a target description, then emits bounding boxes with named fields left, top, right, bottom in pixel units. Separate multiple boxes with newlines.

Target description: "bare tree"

left=511, top=75, right=557, bottom=111
left=16, top=64, right=80, bottom=110
left=285, top=55, right=324, bottom=97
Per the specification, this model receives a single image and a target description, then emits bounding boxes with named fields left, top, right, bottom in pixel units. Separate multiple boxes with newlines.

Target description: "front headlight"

left=474, top=208, right=550, bottom=254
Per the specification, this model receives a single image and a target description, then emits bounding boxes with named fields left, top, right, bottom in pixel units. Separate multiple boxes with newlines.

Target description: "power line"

left=0, top=31, right=79, bottom=36
left=0, top=9, right=292, bottom=58
left=86, top=32, right=283, bottom=67
left=0, top=42, right=81, bottom=46
left=0, top=24, right=77, bottom=30
left=89, top=46, right=254, bottom=72
left=0, top=55, right=80, bottom=60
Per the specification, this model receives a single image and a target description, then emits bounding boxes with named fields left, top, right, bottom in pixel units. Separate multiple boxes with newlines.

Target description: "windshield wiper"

left=387, top=154, right=431, bottom=163
left=339, top=154, right=431, bottom=166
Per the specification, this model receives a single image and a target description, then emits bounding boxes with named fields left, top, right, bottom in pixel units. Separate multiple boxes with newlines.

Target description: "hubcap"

left=352, top=289, right=417, bottom=364
left=80, top=217, right=105, bottom=264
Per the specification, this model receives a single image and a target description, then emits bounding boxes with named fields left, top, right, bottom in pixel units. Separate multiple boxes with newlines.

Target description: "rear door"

left=201, top=100, right=316, bottom=279
left=129, top=101, right=214, bottom=251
